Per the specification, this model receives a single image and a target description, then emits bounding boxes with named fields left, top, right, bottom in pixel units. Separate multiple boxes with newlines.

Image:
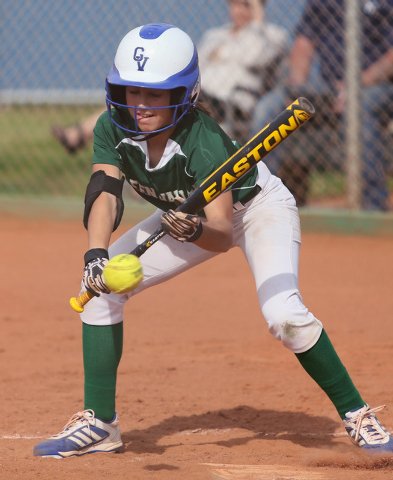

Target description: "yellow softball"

left=103, top=254, right=143, bottom=294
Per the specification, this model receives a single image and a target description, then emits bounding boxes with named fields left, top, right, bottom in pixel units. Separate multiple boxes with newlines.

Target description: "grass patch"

left=0, top=105, right=101, bottom=196
left=309, top=170, right=346, bottom=198
left=2, top=105, right=391, bottom=203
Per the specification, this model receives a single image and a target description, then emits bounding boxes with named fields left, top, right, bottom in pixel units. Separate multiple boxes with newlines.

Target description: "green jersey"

left=92, top=108, right=258, bottom=212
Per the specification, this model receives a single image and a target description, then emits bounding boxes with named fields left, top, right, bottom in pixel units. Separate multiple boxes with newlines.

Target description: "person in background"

left=250, top=0, right=393, bottom=210
left=52, top=109, right=104, bottom=154
left=51, top=1, right=288, bottom=152
left=198, top=0, right=289, bottom=143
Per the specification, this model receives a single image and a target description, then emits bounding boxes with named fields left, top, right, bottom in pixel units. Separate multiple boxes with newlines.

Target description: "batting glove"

left=83, top=248, right=110, bottom=296
left=161, top=209, right=203, bottom=243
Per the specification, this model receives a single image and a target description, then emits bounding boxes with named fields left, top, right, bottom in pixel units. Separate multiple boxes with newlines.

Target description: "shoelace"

left=55, top=409, right=95, bottom=438
left=350, top=405, right=387, bottom=444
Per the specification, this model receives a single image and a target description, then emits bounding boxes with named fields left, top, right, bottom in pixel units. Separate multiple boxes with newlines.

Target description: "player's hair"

left=171, top=87, right=211, bottom=117
left=196, top=101, right=212, bottom=117
left=227, top=0, right=267, bottom=6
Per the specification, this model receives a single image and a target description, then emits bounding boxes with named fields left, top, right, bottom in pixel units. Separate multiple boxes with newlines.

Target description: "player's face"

left=126, top=87, right=173, bottom=132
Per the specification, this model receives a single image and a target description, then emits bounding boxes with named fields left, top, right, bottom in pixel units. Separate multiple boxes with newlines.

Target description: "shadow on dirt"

left=122, top=404, right=341, bottom=455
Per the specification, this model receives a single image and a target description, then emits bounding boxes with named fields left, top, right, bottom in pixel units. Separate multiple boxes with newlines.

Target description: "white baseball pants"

left=81, top=174, right=323, bottom=354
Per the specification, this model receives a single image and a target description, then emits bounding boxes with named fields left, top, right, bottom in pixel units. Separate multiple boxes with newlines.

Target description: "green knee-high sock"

left=295, top=329, right=365, bottom=419
left=83, top=322, right=123, bottom=422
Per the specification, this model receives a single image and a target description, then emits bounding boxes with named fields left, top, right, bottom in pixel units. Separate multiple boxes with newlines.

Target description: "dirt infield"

left=2, top=215, right=393, bottom=480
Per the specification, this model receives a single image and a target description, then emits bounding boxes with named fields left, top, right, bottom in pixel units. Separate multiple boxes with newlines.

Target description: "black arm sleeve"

left=83, top=170, right=125, bottom=231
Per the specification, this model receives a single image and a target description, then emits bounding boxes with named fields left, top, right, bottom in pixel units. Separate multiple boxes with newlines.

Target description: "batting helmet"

left=106, top=23, right=200, bottom=139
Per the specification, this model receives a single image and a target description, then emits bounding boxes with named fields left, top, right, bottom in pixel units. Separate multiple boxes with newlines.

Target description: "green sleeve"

left=92, top=112, right=123, bottom=169
left=184, top=114, right=240, bottom=187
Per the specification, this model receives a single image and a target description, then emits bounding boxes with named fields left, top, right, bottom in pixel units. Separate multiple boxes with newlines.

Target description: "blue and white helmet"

left=106, top=23, right=201, bottom=138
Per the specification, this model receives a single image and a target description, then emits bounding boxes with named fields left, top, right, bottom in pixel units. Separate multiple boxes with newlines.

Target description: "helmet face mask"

left=105, top=24, right=201, bottom=139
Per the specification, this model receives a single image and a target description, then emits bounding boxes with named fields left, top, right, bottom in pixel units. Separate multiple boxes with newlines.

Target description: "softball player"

left=34, top=23, right=392, bottom=458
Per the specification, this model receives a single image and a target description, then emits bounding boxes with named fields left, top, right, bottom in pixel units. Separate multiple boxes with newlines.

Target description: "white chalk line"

left=1, top=430, right=344, bottom=441
left=6, top=426, right=392, bottom=440
left=173, top=428, right=349, bottom=437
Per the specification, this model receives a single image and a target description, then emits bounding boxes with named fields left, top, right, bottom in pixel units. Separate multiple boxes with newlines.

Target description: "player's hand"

left=249, top=0, right=263, bottom=22
left=83, top=248, right=110, bottom=296
left=161, top=202, right=203, bottom=243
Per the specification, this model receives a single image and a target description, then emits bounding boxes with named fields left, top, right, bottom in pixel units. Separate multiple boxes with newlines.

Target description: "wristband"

left=84, top=248, right=109, bottom=266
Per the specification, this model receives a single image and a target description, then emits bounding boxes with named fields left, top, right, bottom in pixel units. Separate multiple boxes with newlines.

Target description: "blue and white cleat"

left=33, top=409, right=123, bottom=458
left=343, top=404, right=393, bottom=453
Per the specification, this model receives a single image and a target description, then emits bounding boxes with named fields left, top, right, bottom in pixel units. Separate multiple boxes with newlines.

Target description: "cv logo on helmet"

left=133, top=47, right=149, bottom=71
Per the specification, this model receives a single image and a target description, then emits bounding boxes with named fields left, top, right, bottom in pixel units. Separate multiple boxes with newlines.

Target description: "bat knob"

left=70, top=297, right=84, bottom=313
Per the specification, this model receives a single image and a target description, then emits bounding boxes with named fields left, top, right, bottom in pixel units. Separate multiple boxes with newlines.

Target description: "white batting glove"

left=161, top=209, right=203, bottom=243
left=83, top=248, right=110, bottom=296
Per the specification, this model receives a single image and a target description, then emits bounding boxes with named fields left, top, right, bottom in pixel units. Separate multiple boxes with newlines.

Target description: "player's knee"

left=271, top=317, right=323, bottom=353
left=262, top=294, right=323, bottom=353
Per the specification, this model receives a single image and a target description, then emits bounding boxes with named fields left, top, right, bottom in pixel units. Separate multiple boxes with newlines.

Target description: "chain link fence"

left=1, top=0, right=393, bottom=211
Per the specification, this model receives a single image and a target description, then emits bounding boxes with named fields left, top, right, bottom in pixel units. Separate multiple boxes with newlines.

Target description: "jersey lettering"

left=130, top=178, right=195, bottom=204
left=159, top=188, right=193, bottom=203
left=160, top=191, right=175, bottom=203
left=129, top=179, right=157, bottom=198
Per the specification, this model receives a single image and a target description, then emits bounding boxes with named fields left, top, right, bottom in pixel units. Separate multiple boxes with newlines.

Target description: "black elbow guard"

left=83, top=170, right=125, bottom=231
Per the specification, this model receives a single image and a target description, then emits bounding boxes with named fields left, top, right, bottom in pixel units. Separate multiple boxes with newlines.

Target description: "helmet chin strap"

left=130, top=130, right=165, bottom=142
